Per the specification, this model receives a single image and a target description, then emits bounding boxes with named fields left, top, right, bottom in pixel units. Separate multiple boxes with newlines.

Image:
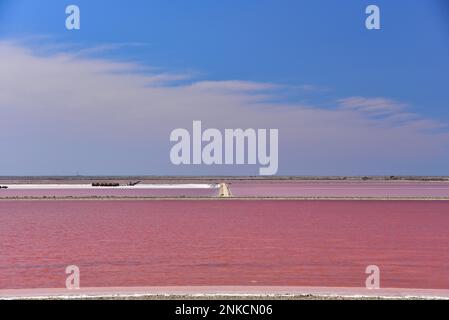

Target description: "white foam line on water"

left=3, top=184, right=220, bottom=189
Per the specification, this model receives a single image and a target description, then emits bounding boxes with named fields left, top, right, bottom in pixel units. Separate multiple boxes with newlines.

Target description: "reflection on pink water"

left=230, top=181, right=449, bottom=197
left=0, top=200, right=448, bottom=290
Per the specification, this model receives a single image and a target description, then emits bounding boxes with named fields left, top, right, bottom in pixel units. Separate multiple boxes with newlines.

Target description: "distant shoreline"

left=2, top=178, right=449, bottom=200
left=1, top=175, right=449, bottom=184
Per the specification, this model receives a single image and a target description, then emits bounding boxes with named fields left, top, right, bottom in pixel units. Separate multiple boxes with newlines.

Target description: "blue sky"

left=0, top=0, right=448, bottom=175
left=1, top=0, right=448, bottom=116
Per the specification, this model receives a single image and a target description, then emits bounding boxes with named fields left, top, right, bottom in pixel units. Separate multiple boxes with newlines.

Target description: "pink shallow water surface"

left=0, top=188, right=218, bottom=197
left=0, top=200, right=448, bottom=290
left=230, top=181, right=449, bottom=197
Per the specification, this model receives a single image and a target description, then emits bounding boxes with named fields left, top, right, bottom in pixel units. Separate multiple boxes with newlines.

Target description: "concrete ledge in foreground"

left=1, top=286, right=449, bottom=300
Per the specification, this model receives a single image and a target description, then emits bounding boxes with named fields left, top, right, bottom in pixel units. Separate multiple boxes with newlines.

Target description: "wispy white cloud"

left=71, top=42, right=150, bottom=57
left=0, top=41, right=448, bottom=175
left=338, top=96, right=406, bottom=116
left=188, top=80, right=279, bottom=92
left=338, top=96, right=447, bottom=131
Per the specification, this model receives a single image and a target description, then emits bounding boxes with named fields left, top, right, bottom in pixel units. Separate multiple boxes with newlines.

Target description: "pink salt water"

left=0, top=187, right=218, bottom=198
left=2, top=181, right=449, bottom=198
left=230, top=181, right=449, bottom=197
left=0, top=200, right=448, bottom=290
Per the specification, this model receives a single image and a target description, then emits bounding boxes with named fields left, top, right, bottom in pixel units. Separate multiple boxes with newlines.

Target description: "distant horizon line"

left=1, top=175, right=449, bottom=181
